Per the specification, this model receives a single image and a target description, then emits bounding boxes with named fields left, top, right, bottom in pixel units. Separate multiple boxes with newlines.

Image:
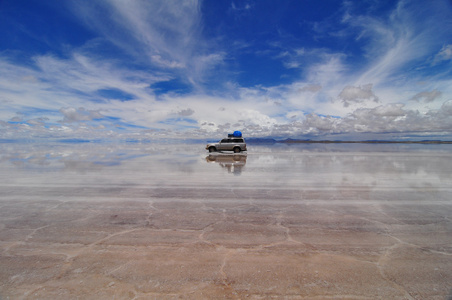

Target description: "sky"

left=1, top=0, right=452, bottom=141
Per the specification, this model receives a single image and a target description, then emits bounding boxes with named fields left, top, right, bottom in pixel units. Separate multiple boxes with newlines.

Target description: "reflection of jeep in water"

left=206, top=154, right=247, bottom=174
left=205, top=131, right=247, bottom=153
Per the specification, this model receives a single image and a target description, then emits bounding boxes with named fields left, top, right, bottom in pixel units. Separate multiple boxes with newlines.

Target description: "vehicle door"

left=218, top=139, right=230, bottom=151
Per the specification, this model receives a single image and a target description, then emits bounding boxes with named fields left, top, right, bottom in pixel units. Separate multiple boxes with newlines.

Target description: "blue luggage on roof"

left=228, top=131, right=242, bottom=138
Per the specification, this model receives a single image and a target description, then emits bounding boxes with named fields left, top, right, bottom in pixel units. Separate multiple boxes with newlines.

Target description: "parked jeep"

left=206, top=137, right=247, bottom=153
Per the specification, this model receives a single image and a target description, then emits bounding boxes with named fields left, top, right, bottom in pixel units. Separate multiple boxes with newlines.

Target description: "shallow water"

left=1, top=142, right=451, bottom=299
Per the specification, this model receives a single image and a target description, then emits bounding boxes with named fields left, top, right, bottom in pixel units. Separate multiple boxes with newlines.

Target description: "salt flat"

left=0, top=142, right=451, bottom=299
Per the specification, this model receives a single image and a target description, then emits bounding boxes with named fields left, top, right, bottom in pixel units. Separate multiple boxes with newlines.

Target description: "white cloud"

left=177, top=108, right=195, bottom=117
left=438, top=100, right=452, bottom=115
left=300, top=84, right=322, bottom=93
left=151, top=55, right=185, bottom=69
left=231, top=2, right=252, bottom=11
left=304, top=114, right=337, bottom=132
left=371, top=104, right=406, bottom=117
left=340, top=1, right=448, bottom=88
left=60, top=107, right=104, bottom=123
left=410, top=90, right=442, bottom=103
left=338, top=84, right=379, bottom=107
left=433, top=44, right=452, bottom=64
left=68, top=0, right=223, bottom=87
left=0, top=53, right=170, bottom=138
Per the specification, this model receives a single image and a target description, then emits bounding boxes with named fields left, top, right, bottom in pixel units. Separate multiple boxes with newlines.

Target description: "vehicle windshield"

left=220, top=138, right=244, bottom=143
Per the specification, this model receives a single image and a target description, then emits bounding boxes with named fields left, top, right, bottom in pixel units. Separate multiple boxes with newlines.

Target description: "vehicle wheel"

left=233, top=147, right=241, bottom=153
left=209, top=147, right=216, bottom=152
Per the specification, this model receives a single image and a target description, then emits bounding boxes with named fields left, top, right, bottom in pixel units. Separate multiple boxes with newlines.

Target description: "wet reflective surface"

left=1, top=142, right=452, bottom=299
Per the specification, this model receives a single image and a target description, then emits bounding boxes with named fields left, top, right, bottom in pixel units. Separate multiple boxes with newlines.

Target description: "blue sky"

left=1, top=0, right=452, bottom=140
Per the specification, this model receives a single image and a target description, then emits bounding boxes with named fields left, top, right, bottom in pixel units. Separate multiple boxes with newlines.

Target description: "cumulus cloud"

left=304, top=114, right=337, bottom=132
left=60, top=107, right=104, bottom=123
left=240, top=101, right=452, bottom=138
left=300, top=84, right=322, bottom=93
left=2, top=98, right=452, bottom=140
left=438, top=99, right=452, bottom=115
left=177, top=108, right=195, bottom=117
left=371, top=104, right=406, bottom=117
left=410, top=89, right=442, bottom=103
left=338, top=84, right=379, bottom=107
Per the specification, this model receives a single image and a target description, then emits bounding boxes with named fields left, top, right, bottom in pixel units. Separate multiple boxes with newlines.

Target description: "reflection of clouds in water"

left=0, top=142, right=451, bottom=185
left=61, top=160, right=105, bottom=173
left=249, top=144, right=452, bottom=181
left=251, top=142, right=452, bottom=154
left=0, top=142, right=153, bottom=172
left=160, top=157, right=199, bottom=174
left=0, top=142, right=207, bottom=176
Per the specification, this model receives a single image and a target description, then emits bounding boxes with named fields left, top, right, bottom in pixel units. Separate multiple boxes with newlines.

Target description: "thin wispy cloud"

left=0, top=0, right=451, bottom=140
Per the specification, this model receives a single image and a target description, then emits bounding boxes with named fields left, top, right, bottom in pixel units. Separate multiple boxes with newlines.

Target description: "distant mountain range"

left=246, top=138, right=452, bottom=144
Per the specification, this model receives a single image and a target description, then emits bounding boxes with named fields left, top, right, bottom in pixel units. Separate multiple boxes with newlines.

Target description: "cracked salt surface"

left=0, top=142, right=452, bottom=299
